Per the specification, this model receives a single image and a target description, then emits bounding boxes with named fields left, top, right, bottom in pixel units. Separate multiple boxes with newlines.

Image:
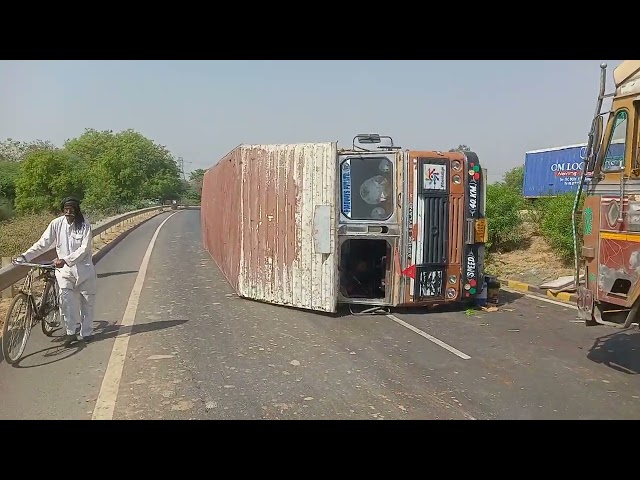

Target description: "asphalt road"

left=1, top=209, right=640, bottom=420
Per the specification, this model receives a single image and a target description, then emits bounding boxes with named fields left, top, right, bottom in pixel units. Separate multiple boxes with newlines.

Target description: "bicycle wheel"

left=40, top=281, right=60, bottom=337
left=2, top=293, right=34, bottom=364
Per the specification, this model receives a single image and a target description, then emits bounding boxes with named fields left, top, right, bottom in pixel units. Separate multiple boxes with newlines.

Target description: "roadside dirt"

left=486, top=224, right=576, bottom=287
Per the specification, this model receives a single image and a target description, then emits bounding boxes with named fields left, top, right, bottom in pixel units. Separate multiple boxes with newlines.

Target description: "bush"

left=0, top=161, right=20, bottom=202
left=485, top=182, right=526, bottom=252
left=0, top=197, right=13, bottom=222
left=503, top=165, right=524, bottom=193
left=534, top=192, right=583, bottom=265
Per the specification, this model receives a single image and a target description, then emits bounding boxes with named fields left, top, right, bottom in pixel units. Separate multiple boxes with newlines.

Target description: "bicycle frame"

left=13, top=261, right=58, bottom=320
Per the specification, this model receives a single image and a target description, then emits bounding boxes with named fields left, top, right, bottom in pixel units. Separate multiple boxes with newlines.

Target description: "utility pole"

left=178, top=157, right=186, bottom=180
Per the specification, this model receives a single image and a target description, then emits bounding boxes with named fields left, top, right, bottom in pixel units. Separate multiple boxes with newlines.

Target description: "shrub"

left=534, top=192, right=584, bottom=265
left=0, top=197, right=13, bottom=222
left=0, top=161, right=20, bottom=202
left=485, top=182, right=526, bottom=252
left=503, top=165, right=524, bottom=194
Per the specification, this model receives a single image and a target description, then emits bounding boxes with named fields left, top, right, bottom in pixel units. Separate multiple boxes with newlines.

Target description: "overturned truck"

left=201, top=134, right=487, bottom=314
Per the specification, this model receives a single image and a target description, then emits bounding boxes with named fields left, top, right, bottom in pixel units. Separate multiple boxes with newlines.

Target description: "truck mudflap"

left=576, top=285, right=594, bottom=321
left=462, top=152, right=485, bottom=299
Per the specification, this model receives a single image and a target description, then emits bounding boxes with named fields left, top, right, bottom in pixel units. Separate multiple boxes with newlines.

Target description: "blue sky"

left=0, top=60, right=621, bottom=182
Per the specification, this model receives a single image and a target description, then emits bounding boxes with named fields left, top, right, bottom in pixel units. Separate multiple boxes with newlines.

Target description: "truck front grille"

left=422, top=195, right=448, bottom=264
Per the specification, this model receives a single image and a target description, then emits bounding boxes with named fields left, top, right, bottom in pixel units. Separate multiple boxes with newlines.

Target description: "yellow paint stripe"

left=546, top=290, right=574, bottom=303
left=601, top=232, right=640, bottom=242
left=506, top=280, right=530, bottom=292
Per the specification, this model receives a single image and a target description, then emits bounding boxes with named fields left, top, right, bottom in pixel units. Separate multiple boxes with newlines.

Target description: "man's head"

left=61, top=197, right=81, bottom=224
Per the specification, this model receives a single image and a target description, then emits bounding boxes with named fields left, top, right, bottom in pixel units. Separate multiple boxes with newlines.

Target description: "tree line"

left=0, top=129, right=205, bottom=222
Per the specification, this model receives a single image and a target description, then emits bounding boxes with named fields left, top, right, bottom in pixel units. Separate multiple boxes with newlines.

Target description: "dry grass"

left=0, top=211, right=111, bottom=259
left=0, top=213, right=57, bottom=259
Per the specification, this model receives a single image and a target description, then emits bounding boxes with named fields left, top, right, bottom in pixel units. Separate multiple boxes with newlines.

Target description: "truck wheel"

left=623, top=296, right=640, bottom=329
left=585, top=315, right=598, bottom=326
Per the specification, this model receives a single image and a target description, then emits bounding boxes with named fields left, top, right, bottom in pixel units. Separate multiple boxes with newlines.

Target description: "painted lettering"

left=550, top=162, right=585, bottom=172
left=466, top=251, right=476, bottom=279
left=469, top=183, right=477, bottom=211
left=407, top=204, right=413, bottom=261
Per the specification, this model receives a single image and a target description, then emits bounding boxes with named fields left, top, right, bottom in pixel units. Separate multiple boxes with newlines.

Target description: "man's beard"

left=65, top=214, right=75, bottom=223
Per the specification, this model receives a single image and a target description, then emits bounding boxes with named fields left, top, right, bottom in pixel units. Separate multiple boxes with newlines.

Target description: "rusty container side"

left=237, top=142, right=338, bottom=312
left=201, top=147, right=243, bottom=292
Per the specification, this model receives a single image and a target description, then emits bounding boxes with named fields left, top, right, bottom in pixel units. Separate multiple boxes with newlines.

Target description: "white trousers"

left=59, top=288, right=95, bottom=337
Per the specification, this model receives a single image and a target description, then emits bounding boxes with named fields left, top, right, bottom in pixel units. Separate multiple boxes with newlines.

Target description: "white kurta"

left=22, top=216, right=97, bottom=294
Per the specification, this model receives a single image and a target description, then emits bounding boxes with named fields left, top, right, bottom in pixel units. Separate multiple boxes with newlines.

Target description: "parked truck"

left=201, top=134, right=488, bottom=314
left=523, top=143, right=591, bottom=199
left=574, top=60, right=640, bottom=327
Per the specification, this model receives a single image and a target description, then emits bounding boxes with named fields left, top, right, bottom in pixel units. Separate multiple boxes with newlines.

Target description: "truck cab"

left=575, top=60, right=640, bottom=327
left=337, top=134, right=488, bottom=312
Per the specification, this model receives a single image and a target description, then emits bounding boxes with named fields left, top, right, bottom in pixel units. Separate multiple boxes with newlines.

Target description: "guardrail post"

left=2, top=257, right=13, bottom=299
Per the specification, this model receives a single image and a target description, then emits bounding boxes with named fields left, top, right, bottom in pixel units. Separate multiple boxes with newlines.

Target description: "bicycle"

left=2, top=260, right=61, bottom=364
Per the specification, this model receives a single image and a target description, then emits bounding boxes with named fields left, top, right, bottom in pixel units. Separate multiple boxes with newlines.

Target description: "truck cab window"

left=601, top=110, right=628, bottom=172
left=340, top=157, right=394, bottom=221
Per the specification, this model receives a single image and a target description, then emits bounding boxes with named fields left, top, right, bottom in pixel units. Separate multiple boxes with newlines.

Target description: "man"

left=16, top=197, right=97, bottom=345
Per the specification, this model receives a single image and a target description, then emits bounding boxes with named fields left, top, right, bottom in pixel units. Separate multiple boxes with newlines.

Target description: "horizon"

left=0, top=60, right=622, bottom=182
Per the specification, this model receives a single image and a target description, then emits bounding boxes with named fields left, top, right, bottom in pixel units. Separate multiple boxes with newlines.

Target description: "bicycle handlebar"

left=12, top=260, right=57, bottom=270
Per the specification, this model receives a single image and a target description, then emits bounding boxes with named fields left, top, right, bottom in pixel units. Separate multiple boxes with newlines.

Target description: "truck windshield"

left=601, top=110, right=628, bottom=172
left=340, top=156, right=394, bottom=221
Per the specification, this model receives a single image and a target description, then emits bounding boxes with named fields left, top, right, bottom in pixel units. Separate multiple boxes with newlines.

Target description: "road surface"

left=1, top=209, right=639, bottom=420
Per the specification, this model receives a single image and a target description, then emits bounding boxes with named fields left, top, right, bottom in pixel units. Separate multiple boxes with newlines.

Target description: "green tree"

left=63, top=128, right=184, bottom=210
left=14, top=149, right=83, bottom=213
left=449, top=144, right=471, bottom=153
left=0, top=138, right=56, bottom=162
left=64, top=129, right=114, bottom=162
left=189, top=168, right=206, bottom=183
left=145, top=170, right=186, bottom=202
left=503, top=166, right=524, bottom=193
left=183, top=168, right=205, bottom=204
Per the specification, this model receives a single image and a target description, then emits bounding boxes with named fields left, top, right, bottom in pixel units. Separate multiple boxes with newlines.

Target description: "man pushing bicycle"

left=15, top=197, right=97, bottom=346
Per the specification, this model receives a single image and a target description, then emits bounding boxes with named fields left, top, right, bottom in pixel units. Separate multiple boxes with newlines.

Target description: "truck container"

left=201, top=134, right=488, bottom=314
left=523, top=144, right=592, bottom=198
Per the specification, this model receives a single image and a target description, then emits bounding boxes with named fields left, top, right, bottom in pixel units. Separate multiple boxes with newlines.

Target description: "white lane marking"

left=92, top=212, right=181, bottom=420
left=501, top=286, right=578, bottom=310
left=386, top=314, right=471, bottom=360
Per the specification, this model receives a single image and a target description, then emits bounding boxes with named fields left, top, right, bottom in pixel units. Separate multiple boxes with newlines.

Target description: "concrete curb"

left=496, top=277, right=577, bottom=304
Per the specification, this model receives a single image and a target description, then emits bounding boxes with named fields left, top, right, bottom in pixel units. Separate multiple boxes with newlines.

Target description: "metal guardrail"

left=0, top=205, right=166, bottom=294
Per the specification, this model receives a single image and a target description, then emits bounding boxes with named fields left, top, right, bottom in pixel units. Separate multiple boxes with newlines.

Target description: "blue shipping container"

left=523, top=142, right=625, bottom=198
left=523, top=143, right=593, bottom=198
